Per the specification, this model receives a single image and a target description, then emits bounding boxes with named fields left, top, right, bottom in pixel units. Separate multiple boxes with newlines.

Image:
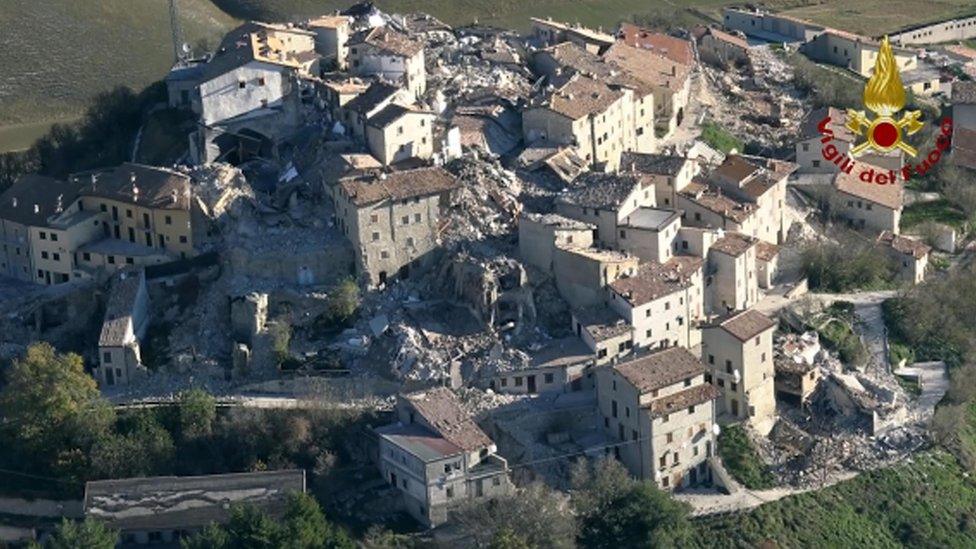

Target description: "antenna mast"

left=169, top=0, right=186, bottom=64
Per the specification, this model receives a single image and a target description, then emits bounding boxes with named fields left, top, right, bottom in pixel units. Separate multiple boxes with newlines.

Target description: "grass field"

left=0, top=0, right=235, bottom=151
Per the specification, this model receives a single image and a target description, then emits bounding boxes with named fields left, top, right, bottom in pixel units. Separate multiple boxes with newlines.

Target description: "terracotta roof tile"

left=339, top=167, right=457, bottom=207
left=609, top=256, right=702, bottom=306
left=546, top=75, right=625, bottom=120
left=404, top=388, right=492, bottom=452
left=710, top=232, right=757, bottom=257
left=834, top=166, right=903, bottom=210
left=614, top=347, right=706, bottom=394
left=618, top=23, right=695, bottom=66
left=647, top=383, right=721, bottom=418
left=707, top=309, right=777, bottom=341
left=877, top=230, right=931, bottom=258
left=756, top=241, right=780, bottom=261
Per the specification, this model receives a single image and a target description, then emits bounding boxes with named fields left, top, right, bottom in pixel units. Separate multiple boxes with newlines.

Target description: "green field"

left=0, top=0, right=235, bottom=151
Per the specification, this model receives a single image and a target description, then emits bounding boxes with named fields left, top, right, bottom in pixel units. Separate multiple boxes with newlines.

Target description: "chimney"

left=11, top=197, right=17, bottom=208
left=33, top=204, right=39, bottom=214
left=171, top=189, right=178, bottom=205
left=130, top=172, right=139, bottom=201
left=55, top=194, right=63, bottom=214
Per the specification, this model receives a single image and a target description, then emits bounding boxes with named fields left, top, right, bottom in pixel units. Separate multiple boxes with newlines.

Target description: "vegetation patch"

left=699, top=121, right=744, bottom=154
left=800, top=238, right=897, bottom=293
left=717, top=425, right=776, bottom=490
left=901, top=199, right=969, bottom=231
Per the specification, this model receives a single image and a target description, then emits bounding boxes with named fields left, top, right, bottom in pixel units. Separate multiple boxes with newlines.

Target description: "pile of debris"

left=443, top=155, right=525, bottom=243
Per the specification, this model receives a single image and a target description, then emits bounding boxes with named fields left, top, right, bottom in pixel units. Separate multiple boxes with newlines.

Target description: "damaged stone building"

left=348, top=25, right=427, bottom=99
left=96, top=269, right=150, bottom=387
left=333, top=167, right=459, bottom=286
left=596, top=347, right=720, bottom=490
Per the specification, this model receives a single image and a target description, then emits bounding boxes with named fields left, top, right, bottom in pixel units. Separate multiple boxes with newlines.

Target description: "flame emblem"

left=846, top=36, right=924, bottom=156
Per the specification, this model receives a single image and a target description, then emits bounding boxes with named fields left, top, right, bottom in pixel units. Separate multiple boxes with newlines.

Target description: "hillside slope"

left=0, top=0, right=235, bottom=129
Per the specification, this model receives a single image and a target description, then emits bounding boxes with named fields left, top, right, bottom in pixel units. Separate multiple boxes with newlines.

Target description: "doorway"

left=527, top=375, right=537, bottom=394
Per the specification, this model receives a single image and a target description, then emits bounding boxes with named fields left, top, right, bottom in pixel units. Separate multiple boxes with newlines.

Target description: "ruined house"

left=796, top=107, right=902, bottom=174
left=876, top=231, right=931, bottom=284
left=491, top=337, right=595, bottom=394
left=332, top=167, right=458, bottom=286
left=336, top=81, right=410, bottom=141
left=307, top=15, right=352, bottom=70
left=621, top=151, right=699, bottom=208
left=701, top=309, right=778, bottom=434
left=775, top=332, right=823, bottom=405
left=571, top=304, right=634, bottom=365
left=607, top=256, right=705, bottom=350
left=365, top=104, right=436, bottom=166
left=595, top=347, right=720, bottom=490
left=555, top=172, right=655, bottom=247
left=755, top=240, right=779, bottom=289
left=518, top=212, right=595, bottom=272
left=529, top=17, right=615, bottom=54
left=553, top=245, right=638, bottom=309
left=376, top=388, right=511, bottom=527
left=347, top=26, right=427, bottom=99
left=96, top=269, right=149, bottom=387
left=697, top=27, right=751, bottom=68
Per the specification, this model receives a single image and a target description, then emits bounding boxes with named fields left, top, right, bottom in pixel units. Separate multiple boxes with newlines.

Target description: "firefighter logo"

left=846, top=36, right=924, bottom=157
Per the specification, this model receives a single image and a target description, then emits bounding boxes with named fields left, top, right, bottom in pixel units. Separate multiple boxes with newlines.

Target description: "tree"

left=279, top=492, right=354, bottom=549
left=178, top=388, right=217, bottom=441
left=45, top=518, right=117, bottom=549
left=571, top=460, right=691, bottom=549
left=452, top=483, right=575, bottom=548
left=181, top=523, right=229, bottom=549
left=90, top=410, right=174, bottom=478
left=0, top=343, right=114, bottom=479
left=225, top=504, right=280, bottom=548
left=269, top=321, right=292, bottom=365
left=327, top=278, right=360, bottom=326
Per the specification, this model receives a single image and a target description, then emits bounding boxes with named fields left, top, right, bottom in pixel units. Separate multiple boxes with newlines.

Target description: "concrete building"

left=888, top=15, right=976, bottom=46
left=555, top=172, right=655, bottom=247
left=84, top=470, right=305, bottom=545
left=616, top=208, right=682, bottom=263
left=595, top=347, right=720, bottom=489
left=96, top=269, right=150, bottom=387
left=607, top=256, right=704, bottom=350
left=877, top=231, right=931, bottom=284
left=377, top=388, right=511, bottom=527
left=572, top=305, right=634, bottom=365
left=833, top=167, right=903, bottom=234
left=553, top=245, right=638, bottom=309
left=722, top=8, right=825, bottom=43
left=701, top=309, right=777, bottom=434
left=706, top=232, right=759, bottom=313
left=365, top=104, right=436, bottom=165
left=348, top=26, right=427, bottom=98
left=801, top=30, right=917, bottom=77
left=698, top=27, right=751, bottom=68
left=333, top=167, right=458, bottom=286
left=307, top=15, right=351, bottom=70
left=522, top=75, right=640, bottom=171
left=530, top=17, right=616, bottom=54
left=518, top=212, right=595, bottom=272
left=621, top=151, right=698, bottom=208
left=339, top=81, right=411, bottom=141
left=29, top=208, right=104, bottom=285
left=492, top=337, right=595, bottom=394
left=0, top=175, right=83, bottom=282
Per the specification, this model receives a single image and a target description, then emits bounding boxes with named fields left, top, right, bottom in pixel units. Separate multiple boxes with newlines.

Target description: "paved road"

left=676, top=471, right=858, bottom=516
left=895, top=361, right=950, bottom=421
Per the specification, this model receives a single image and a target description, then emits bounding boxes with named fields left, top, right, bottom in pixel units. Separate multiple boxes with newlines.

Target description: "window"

left=611, top=400, right=618, bottom=418
left=718, top=378, right=725, bottom=387
left=401, top=215, right=409, bottom=225
left=708, top=354, right=714, bottom=364
left=632, top=429, right=638, bottom=440
left=397, top=126, right=404, bottom=135
left=544, top=373, right=554, bottom=384
left=126, top=209, right=132, bottom=218
left=515, top=376, right=523, bottom=386
left=414, top=213, right=421, bottom=222
left=258, top=77, right=266, bottom=86
left=725, top=360, right=733, bottom=374
left=37, top=270, right=43, bottom=278
left=103, top=352, right=112, bottom=363
left=380, top=250, right=389, bottom=259
left=665, top=301, right=670, bottom=311
left=659, top=454, right=667, bottom=468
left=662, top=414, right=669, bottom=423
left=82, top=252, right=91, bottom=261
left=646, top=329, right=652, bottom=338
left=501, top=377, right=507, bottom=387
left=688, top=405, right=695, bottom=414
left=761, top=352, right=766, bottom=362
left=126, top=257, right=134, bottom=265
left=50, top=233, right=58, bottom=242
left=625, top=406, right=630, bottom=418
left=812, top=160, right=821, bottom=168
left=165, top=215, right=172, bottom=225
left=370, top=214, right=378, bottom=223
left=705, top=373, right=712, bottom=383
left=239, top=80, right=246, bottom=89
left=618, top=424, right=624, bottom=439
left=446, top=486, right=454, bottom=498
left=108, top=256, right=116, bottom=264
left=372, top=232, right=380, bottom=241
left=39, top=231, right=47, bottom=240
left=620, top=229, right=626, bottom=239
left=666, top=432, right=673, bottom=443
left=52, top=253, right=60, bottom=261
left=41, top=251, right=48, bottom=259
left=684, top=378, right=691, bottom=387
left=731, top=382, right=738, bottom=391
left=179, top=235, right=187, bottom=244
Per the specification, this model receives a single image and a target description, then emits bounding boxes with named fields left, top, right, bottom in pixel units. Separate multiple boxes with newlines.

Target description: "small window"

left=165, top=215, right=172, bottom=225
left=179, top=235, right=187, bottom=244
left=688, top=405, right=695, bottom=414
left=501, top=377, right=507, bottom=387
left=50, top=233, right=58, bottom=242
left=380, top=250, right=389, bottom=259
left=52, top=253, right=60, bottom=261
left=258, top=77, right=266, bottom=86
left=401, top=215, right=409, bottom=225
left=515, top=376, right=523, bottom=386
left=406, top=237, right=414, bottom=247
left=414, top=213, right=421, bottom=222
left=41, top=251, right=48, bottom=259
left=544, top=373, right=554, bottom=384
left=82, top=252, right=91, bottom=261
left=103, top=352, right=112, bottom=363
left=126, top=257, right=134, bottom=265
left=370, top=214, right=379, bottom=223
left=239, top=80, right=246, bottom=89
left=39, top=231, right=47, bottom=240
left=108, top=256, right=116, bottom=264
left=372, top=232, right=380, bottom=241
left=126, top=209, right=132, bottom=218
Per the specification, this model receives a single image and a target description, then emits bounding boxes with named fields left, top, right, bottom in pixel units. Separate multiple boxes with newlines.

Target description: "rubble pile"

left=701, top=46, right=809, bottom=154
left=443, top=155, right=525, bottom=243
left=426, top=32, right=535, bottom=106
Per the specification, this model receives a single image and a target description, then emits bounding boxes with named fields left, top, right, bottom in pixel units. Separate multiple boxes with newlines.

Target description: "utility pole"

left=169, top=0, right=186, bottom=64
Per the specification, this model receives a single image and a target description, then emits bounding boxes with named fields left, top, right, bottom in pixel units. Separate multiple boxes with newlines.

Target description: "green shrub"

left=699, top=121, right=744, bottom=154
left=717, top=425, right=776, bottom=490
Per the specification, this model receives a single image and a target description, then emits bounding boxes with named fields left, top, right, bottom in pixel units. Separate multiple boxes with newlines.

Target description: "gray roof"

left=84, top=470, right=305, bottom=531
left=572, top=305, right=631, bottom=342
left=367, top=104, right=427, bottom=129
left=0, top=175, right=83, bottom=227
left=621, top=152, right=688, bottom=176
left=344, top=81, right=401, bottom=115
left=528, top=337, right=594, bottom=370
left=74, top=163, right=191, bottom=211
left=558, top=173, right=645, bottom=211
left=98, top=270, right=143, bottom=347
left=621, top=208, right=680, bottom=230
left=520, top=212, right=593, bottom=230
left=376, top=423, right=463, bottom=462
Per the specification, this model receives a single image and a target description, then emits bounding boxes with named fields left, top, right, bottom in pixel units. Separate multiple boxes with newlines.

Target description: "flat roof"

left=621, top=208, right=681, bottom=230
left=376, top=423, right=463, bottom=462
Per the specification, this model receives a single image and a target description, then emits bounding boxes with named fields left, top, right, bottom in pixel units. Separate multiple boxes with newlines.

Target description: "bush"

left=800, top=238, right=897, bottom=292
left=788, top=52, right=862, bottom=109
left=269, top=320, right=292, bottom=365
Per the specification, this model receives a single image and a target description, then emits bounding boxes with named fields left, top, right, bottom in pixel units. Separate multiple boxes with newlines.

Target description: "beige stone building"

left=96, top=269, right=150, bottom=387
left=616, top=208, right=682, bottom=263
left=877, top=231, right=930, bottom=284
left=889, top=15, right=976, bottom=46
left=833, top=168, right=903, bottom=234
left=365, top=105, right=436, bottom=166
left=698, top=27, right=751, bottom=68
left=755, top=241, right=779, bottom=289
left=75, top=239, right=172, bottom=278
left=603, top=42, right=691, bottom=136
left=707, top=155, right=796, bottom=245
left=553, top=245, right=638, bottom=309
left=348, top=26, right=426, bottom=98
left=530, top=17, right=615, bottom=54
left=376, top=388, right=511, bottom=527
left=307, top=15, right=351, bottom=70
left=572, top=305, right=634, bottom=365
left=337, top=81, right=410, bottom=141
left=333, top=167, right=458, bottom=286
left=621, top=151, right=698, bottom=208
left=701, top=309, right=777, bottom=434
left=30, top=208, right=105, bottom=285
left=518, top=212, right=595, bottom=272
left=522, top=75, right=642, bottom=171
left=0, top=174, right=84, bottom=282
left=608, top=256, right=704, bottom=350
left=707, top=232, right=759, bottom=314
left=676, top=180, right=760, bottom=240
left=595, top=347, right=720, bottom=489
left=555, top=172, right=655, bottom=247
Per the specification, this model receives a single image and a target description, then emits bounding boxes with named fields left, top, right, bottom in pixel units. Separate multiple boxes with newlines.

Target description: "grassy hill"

left=0, top=0, right=235, bottom=151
